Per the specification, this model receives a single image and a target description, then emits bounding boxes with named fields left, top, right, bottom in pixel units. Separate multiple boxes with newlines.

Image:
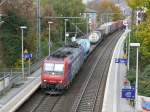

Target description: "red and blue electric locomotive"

left=41, top=43, right=88, bottom=94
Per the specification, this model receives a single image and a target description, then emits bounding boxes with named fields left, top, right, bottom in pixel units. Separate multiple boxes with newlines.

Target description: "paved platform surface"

left=0, top=69, right=41, bottom=112
left=102, top=30, right=135, bottom=112
left=117, top=50, right=135, bottom=112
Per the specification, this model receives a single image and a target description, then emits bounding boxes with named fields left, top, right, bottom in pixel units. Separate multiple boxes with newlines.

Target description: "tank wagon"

left=88, top=31, right=102, bottom=44
left=76, top=38, right=91, bottom=57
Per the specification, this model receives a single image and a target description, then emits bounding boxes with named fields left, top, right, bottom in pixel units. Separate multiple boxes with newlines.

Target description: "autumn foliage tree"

left=88, top=0, right=123, bottom=22
left=0, top=0, right=86, bottom=67
left=126, top=0, right=150, bottom=67
left=126, top=0, right=150, bottom=96
left=2, top=0, right=36, bottom=24
left=0, top=0, right=37, bottom=67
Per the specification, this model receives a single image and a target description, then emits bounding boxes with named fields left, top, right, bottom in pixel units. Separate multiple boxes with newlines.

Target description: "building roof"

left=85, top=8, right=97, bottom=13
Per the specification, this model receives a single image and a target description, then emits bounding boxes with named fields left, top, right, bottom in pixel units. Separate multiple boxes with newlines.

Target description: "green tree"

left=49, top=0, right=85, bottom=17
left=126, top=0, right=150, bottom=97
left=41, top=0, right=87, bottom=41
left=2, top=0, right=37, bottom=61
left=139, top=65, right=150, bottom=96
left=0, top=11, right=28, bottom=67
left=134, top=21, right=150, bottom=67
left=0, top=0, right=87, bottom=67
left=126, top=0, right=150, bottom=10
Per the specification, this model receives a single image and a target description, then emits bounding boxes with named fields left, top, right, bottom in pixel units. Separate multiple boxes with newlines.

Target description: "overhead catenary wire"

left=71, top=22, right=85, bottom=35
left=0, top=0, right=8, bottom=6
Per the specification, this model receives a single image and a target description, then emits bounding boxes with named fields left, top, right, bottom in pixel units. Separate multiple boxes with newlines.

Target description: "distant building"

left=84, top=8, right=97, bottom=30
left=82, top=0, right=93, bottom=4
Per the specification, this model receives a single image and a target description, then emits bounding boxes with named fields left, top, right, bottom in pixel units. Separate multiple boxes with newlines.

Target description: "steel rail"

left=71, top=31, right=123, bottom=112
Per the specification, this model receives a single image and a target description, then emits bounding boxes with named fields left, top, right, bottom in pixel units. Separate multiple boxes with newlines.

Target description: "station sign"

left=121, top=88, right=135, bottom=99
left=115, top=58, right=128, bottom=64
left=23, top=53, right=32, bottom=59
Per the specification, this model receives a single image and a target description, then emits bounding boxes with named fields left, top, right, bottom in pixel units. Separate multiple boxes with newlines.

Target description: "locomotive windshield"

left=44, top=63, right=64, bottom=74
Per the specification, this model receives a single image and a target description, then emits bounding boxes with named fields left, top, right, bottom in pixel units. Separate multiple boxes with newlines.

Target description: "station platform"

left=0, top=69, right=41, bottom=112
left=102, top=29, right=135, bottom=112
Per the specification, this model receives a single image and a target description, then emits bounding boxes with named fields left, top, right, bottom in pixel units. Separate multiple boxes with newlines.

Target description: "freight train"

left=41, top=20, right=124, bottom=94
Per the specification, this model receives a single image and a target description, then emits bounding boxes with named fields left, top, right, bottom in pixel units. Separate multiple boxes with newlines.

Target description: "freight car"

left=88, top=20, right=124, bottom=44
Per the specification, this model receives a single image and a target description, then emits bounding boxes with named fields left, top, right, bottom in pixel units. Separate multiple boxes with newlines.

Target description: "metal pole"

left=38, top=0, right=41, bottom=58
left=48, top=22, right=53, bottom=56
left=49, top=23, right=50, bottom=56
left=21, top=29, right=24, bottom=80
left=65, top=19, right=66, bottom=45
left=128, top=32, right=131, bottom=70
left=87, top=17, right=88, bottom=34
left=100, top=15, right=103, bottom=25
left=20, top=26, right=27, bottom=80
left=126, top=37, right=128, bottom=53
left=36, top=0, right=39, bottom=59
left=36, top=0, right=41, bottom=59
left=28, top=58, right=31, bottom=76
left=65, top=19, right=68, bottom=45
left=75, top=19, right=77, bottom=36
left=135, top=46, right=139, bottom=111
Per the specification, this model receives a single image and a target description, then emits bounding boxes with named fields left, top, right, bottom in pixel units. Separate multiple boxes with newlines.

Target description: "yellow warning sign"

left=24, top=49, right=28, bottom=53
left=123, top=53, right=127, bottom=59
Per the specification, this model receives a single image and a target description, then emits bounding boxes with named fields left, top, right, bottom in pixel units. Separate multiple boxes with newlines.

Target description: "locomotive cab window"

left=44, top=63, right=64, bottom=74
left=44, top=63, right=54, bottom=72
left=54, top=64, right=64, bottom=73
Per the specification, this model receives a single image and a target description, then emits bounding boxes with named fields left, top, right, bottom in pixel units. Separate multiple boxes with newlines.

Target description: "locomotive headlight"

left=44, top=80, right=47, bottom=82
left=52, top=72, right=55, bottom=75
left=59, top=80, right=63, bottom=83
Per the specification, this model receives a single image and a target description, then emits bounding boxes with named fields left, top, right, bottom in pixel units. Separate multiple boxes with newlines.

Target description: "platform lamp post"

left=64, top=19, right=68, bottom=45
left=130, top=43, right=140, bottom=112
left=127, top=29, right=131, bottom=70
left=66, top=32, right=69, bottom=44
left=48, top=21, right=53, bottom=56
left=20, top=26, right=27, bottom=80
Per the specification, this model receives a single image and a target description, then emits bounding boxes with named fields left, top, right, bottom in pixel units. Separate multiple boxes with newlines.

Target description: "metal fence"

left=0, top=59, right=44, bottom=95
left=0, top=69, right=23, bottom=95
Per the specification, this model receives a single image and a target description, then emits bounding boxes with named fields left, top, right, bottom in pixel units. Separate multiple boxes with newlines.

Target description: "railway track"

left=16, top=89, right=61, bottom=112
left=16, top=30, right=124, bottom=112
left=71, top=31, right=123, bottom=112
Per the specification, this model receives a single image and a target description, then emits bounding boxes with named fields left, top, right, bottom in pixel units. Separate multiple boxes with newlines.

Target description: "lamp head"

left=20, top=26, right=27, bottom=29
left=64, top=19, right=68, bottom=21
left=130, top=43, right=140, bottom=47
left=48, top=21, right=53, bottom=24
